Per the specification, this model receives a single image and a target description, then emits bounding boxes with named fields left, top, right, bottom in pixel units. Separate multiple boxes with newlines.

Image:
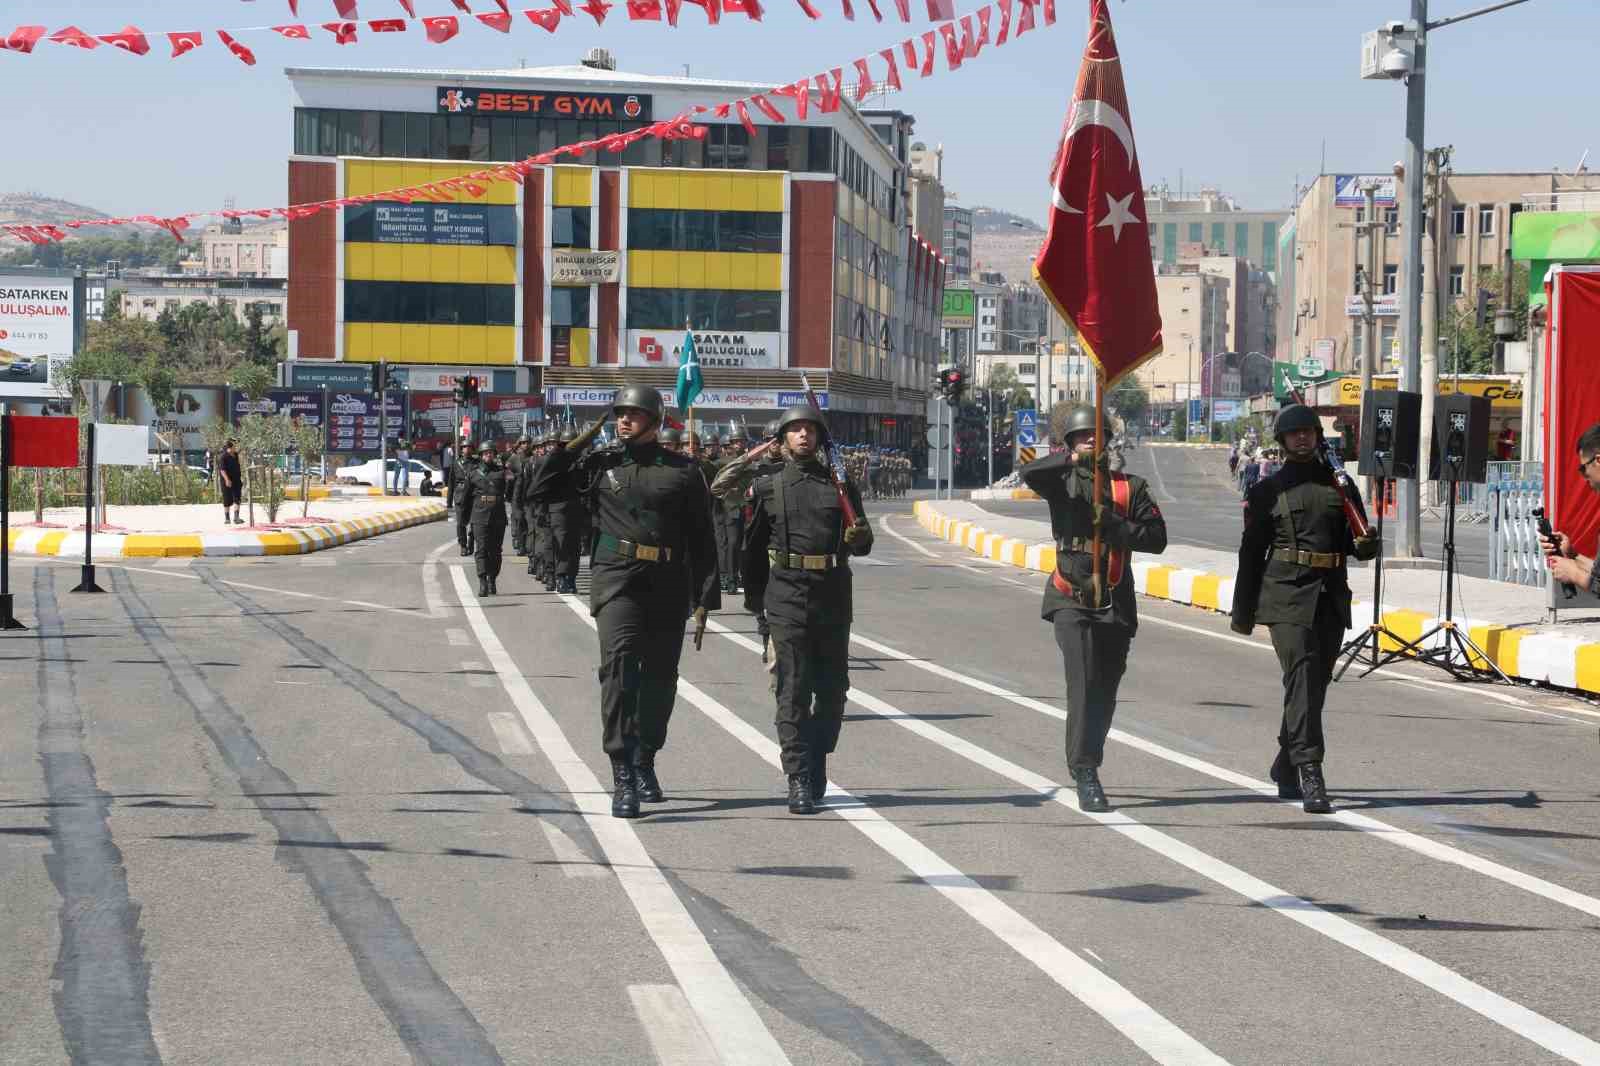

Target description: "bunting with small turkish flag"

left=421, top=15, right=459, bottom=41
left=1032, top=0, right=1161, bottom=389
left=2, top=26, right=47, bottom=52
left=217, top=28, right=257, bottom=64
left=168, top=30, right=204, bottom=56
left=98, top=25, right=151, bottom=54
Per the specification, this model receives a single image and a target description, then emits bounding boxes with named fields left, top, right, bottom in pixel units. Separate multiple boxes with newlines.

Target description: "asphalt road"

left=4, top=508, right=1600, bottom=1065
left=979, top=444, right=1498, bottom=578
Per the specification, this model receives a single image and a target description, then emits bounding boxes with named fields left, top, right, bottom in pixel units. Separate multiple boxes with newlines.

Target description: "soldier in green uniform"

left=533, top=386, right=720, bottom=818
left=1020, top=406, right=1168, bottom=813
left=1231, top=404, right=1378, bottom=813
left=517, top=431, right=545, bottom=580
left=659, top=427, right=683, bottom=453
left=530, top=432, right=556, bottom=589
left=549, top=427, right=584, bottom=594
left=508, top=436, right=531, bottom=556
left=452, top=443, right=477, bottom=557
left=457, top=441, right=511, bottom=597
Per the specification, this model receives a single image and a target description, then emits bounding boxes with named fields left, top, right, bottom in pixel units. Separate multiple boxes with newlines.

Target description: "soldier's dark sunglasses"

left=1580, top=454, right=1599, bottom=476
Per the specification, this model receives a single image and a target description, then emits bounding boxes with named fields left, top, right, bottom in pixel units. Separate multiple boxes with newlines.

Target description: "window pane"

left=380, top=112, right=405, bottom=157
left=470, top=117, right=492, bottom=161
left=575, top=120, right=598, bottom=164
left=294, top=108, right=318, bottom=155
left=345, top=281, right=370, bottom=321
left=454, top=285, right=485, bottom=325
left=429, top=284, right=456, bottom=324
left=808, top=128, right=832, bottom=172
left=429, top=115, right=448, bottom=159
left=319, top=109, right=340, bottom=155
left=405, top=113, right=430, bottom=158
left=621, top=122, right=658, bottom=166
left=516, top=117, right=539, bottom=161
left=491, top=116, right=516, bottom=161
left=447, top=115, right=472, bottom=160
left=359, top=111, right=381, bottom=156
left=397, top=282, right=427, bottom=323
left=539, top=119, right=560, bottom=155
left=339, top=110, right=363, bottom=155
left=593, top=120, right=621, bottom=162
left=767, top=126, right=790, bottom=170
left=486, top=286, right=515, bottom=326
left=725, top=124, right=750, bottom=169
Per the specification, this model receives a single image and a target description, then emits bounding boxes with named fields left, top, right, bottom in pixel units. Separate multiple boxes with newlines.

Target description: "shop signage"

left=941, top=288, right=975, bottom=329
left=325, top=391, right=404, bottom=453
left=231, top=390, right=323, bottom=426
left=625, top=330, right=782, bottom=370
left=344, top=202, right=517, bottom=247
left=288, top=362, right=376, bottom=390
left=404, top=368, right=499, bottom=393
left=1297, top=355, right=1327, bottom=378
left=1272, top=360, right=1339, bottom=402
left=546, top=386, right=827, bottom=411
left=0, top=273, right=77, bottom=398
left=552, top=249, right=621, bottom=286
left=1333, top=175, right=1399, bottom=208
left=1333, top=375, right=1525, bottom=409
left=1345, top=293, right=1400, bottom=317
left=437, top=87, right=650, bottom=120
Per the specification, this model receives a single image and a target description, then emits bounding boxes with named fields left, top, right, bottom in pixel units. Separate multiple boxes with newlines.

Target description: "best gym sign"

left=437, top=87, right=651, bottom=120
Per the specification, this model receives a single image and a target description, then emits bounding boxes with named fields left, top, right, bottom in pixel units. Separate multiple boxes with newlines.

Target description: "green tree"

left=1442, top=263, right=1529, bottom=376
left=1107, top=378, right=1150, bottom=427
left=228, top=362, right=274, bottom=404
left=139, top=361, right=178, bottom=418
left=291, top=420, right=326, bottom=517
left=103, top=287, right=126, bottom=321
left=984, top=364, right=1036, bottom=411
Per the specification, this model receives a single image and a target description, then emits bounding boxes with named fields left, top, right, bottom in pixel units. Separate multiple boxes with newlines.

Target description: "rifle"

left=1286, top=383, right=1373, bottom=541
left=799, top=374, right=862, bottom=527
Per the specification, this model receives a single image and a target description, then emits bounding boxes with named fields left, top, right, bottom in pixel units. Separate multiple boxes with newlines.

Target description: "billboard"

left=231, top=390, right=323, bottom=427
left=481, top=394, right=545, bottom=443
left=408, top=391, right=459, bottom=453
left=0, top=273, right=77, bottom=399
left=324, top=391, right=404, bottom=454
left=552, top=249, right=622, bottom=286
left=546, top=386, right=827, bottom=411
left=344, top=202, right=517, bottom=247
left=1333, top=175, right=1399, bottom=208
left=625, top=330, right=782, bottom=371
left=123, top=385, right=226, bottom=451
left=941, top=288, right=976, bottom=329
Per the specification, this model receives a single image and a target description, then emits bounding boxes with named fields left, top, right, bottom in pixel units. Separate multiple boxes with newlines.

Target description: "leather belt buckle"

left=634, top=544, right=662, bottom=562
left=801, top=554, right=831, bottom=571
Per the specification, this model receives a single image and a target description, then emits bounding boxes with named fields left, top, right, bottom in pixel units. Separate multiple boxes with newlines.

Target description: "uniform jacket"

left=458, top=462, right=510, bottom=523
left=1020, top=451, right=1167, bottom=629
left=742, top=455, right=872, bottom=627
left=534, top=440, right=720, bottom=618
left=1232, top=459, right=1372, bottom=630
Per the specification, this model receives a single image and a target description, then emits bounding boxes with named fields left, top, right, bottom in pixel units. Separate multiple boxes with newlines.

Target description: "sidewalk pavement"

left=914, top=499, right=1600, bottom=699
left=5, top=497, right=446, bottom=558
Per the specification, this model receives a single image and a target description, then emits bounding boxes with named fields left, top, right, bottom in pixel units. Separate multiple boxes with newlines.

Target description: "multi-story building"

left=1281, top=170, right=1600, bottom=376
left=283, top=55, right=945, bottom=447
left=1144, top=184, right=1287, bottom=280
left=1137, top=269, right=1229, bottom=409
left=908, top=142, right=946, bottom=257
left=201, top=219, right=289, bottom=279
left=116, top=275, right=287, bottom=324
left=943, top=204, right=973, bottom=281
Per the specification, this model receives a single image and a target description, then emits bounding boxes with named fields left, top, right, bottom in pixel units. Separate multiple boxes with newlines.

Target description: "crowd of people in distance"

left=1228, top=435, right=1283, bottom=495
left=839, top=446, right=913, bottom=499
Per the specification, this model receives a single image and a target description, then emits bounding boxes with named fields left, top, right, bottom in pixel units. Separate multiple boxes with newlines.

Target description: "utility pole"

left=1417, top=144, right=1450, bottom=514
left=1394, top=0, right=1428, bottom=557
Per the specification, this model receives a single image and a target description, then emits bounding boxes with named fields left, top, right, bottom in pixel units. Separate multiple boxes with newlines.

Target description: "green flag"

left=674, top=329, right=703, bottom=412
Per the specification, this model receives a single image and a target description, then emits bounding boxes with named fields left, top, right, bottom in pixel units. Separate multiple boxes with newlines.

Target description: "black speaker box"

left=1428, top=393, right=1491, bottom=483
left=1357, top=389, right=1422, bottom=478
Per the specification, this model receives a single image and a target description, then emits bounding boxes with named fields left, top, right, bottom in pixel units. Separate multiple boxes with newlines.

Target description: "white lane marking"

left=487, top=711, right=535, bottom=754
left=103, top=562, right=422, bottom=617
left=1382, top=677, right=1597, bottom=725
left=538, top=818, right=611, bottom=880
left=727, top=624, right=1600, bottom=1063
left=447, top=628, right=471, bottom=647
left=449, top=568, right=791, bottom=1066
left=302, top=559, right=337, bottom=568
left=1084, top=949, right=1105, bottom=964
left=152, top=557, right=194, bottom=568
left=422, top=540, right=456, bottom=618
left=879, top=513, right=939, bottom=558
left=565, top=605, right=1225, bottom=1066
left=849, top=628, right=1600, bottom=925
left=629, top=985, right=722, bottom=1066
left=1143, top=446, right=1177, bottom=502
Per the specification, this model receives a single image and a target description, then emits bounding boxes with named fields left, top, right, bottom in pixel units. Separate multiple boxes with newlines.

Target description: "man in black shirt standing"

left=1020, top=405, right=1167, bottom=813
left=218, top=439, right=244, bottom=525
left=1232, top=404, right=1377, bottom=813
left=534, top=386, right=720, bottom=818
left=743, top=406, right=873, bottom=815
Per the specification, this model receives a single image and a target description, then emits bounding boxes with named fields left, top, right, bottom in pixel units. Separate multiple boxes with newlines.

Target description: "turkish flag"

left=334, top=0, right=360, bottom=17
left=324, top=21, right=360, bottom=42
left=524, top=8, right=562, bottom=32
left=368, top=17, right=408, bottom=31
left=422, top=15, right=459, bottom=41
left=476, top=11, right=512, bottom=30
left=580, top=0, right=613, bottom=22
left=721, top=0, right=763, bottom=19
left=49, top=26, right=100, bottom=50
left=3, top=26, right=47, bottom=53
left=168, top=30, right=204, bottom=56
left=397, top=0, right=416, bottom=14
left=5, top=416, right=79, bottom=469
left=1033, top=0, right=1161, bottom=388
left=218, top=29, right=257, bottom=64
left=273, top=24, right=312, bottom=38
left=99, top=26, right=151, bottom=55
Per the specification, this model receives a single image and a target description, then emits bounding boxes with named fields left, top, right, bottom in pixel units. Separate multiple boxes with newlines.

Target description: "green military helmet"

left=611, top=384, right=663, bottom=422
left=559, top=428, right=577, bottom=445
left=1273, top=404, right=1321, bottom=442
left=775, top=405, right=826, bottom=436
left=762, top=419, right=780, bottom=438
left=659, top=427, right=682, bottom=445
left=1051, top=404, right=1097, bottom=445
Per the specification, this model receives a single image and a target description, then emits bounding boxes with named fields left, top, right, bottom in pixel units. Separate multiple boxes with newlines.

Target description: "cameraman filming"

left=1540, top=422, right=1600, bottom=594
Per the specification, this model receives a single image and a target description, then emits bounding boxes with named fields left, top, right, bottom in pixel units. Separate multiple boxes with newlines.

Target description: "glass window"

left=1449, top=265, right=1465, bottom=296
left=1162, top=222, right=1177, bottom=264
left=704, top=125, right=727, bottom=169
left=429, top=115, right=448, bottom=159
left=396, top=282, right=427, bottom=323
left=575, top=120, right=598, bottom=165
left=1210, top=222, right=1225, bottom=250
left=486, top=285, right=515, bottom=325
left=552, top=207, right=592, bottom=249
left=1384, top=207, right=1399, bottom=235
left=625, top=289, right=781, bottom=332
left=339, top=110, right=363, bottom=155
left=625, top=210, right=781, bottom=253
left=808, top=128, right=832, bottom=172
left=593, top=120, right=621, bottom=162
left=538, top=119, right=560, bottom=155
left=515, top=117, right=539, bottom=161
left=470, top=117, right=492, bottom=161
left=1187, top=222, right=1202, bottom=243
left=359, top=111, right=381, bottom=156
left=1382, top=264, right=1398, bottom=295
left=1450, top=204, right=1467, bottom=236
left=1478, top=205, right=1496, bottom=236
left=318, top=109, right=340, bottom=156
left=380, top=112, right=406, bottom=157
left=490, top=117, right=516, bottom=161
left=1235, top=222, right=1250, bottom=257
left=725, top=124, right=751, bottom=169
left=405, top=113, right=431, bottom=158
left=294, top=108, right=319, bottom=155
left=551, top=287, right=591, bottom=327
left=429, top=284, right=459, bottom=324
left=1261, top=222, right=1278, bottom=272
left=446, top=114, right=472, bottom=159
left=622, top=123, right=659, bottom=167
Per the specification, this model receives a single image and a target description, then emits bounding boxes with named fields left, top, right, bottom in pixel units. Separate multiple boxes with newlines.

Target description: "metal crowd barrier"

left=1487, top=462, right=1546, bottom=587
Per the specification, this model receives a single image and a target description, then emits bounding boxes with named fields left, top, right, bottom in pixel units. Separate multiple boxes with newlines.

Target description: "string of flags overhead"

left=0, top=0, right=1052, bottom=247
left=0, top=0, right=1003, bottom=60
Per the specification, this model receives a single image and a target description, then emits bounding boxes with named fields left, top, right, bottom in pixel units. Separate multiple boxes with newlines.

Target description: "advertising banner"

left=1546, top=267, right=1600, bottom=588
left=1333, top=175, right=1399, bottom=208
left=123, top=385, right=225, bottom=451
left=231, top=390, right=323, bottom=427
left=482, top=394, right=546, bottom=442
left=625, top=330, right=782, bottom=370
left=324, top=391, right=403, bottom=454
left=403, top=367, right=499, bottom=393
left=344, top=202, right=517, bottom=247
left=408, top=391, right=458, bottom=453
left=1345, top=293, right=1400, bottom=317
left=546, top=386, right=828, bottom=412
left=437, top=87, right=650, bottom=121
left=93, top=423, right=152, bottom=467
left=1211, top=399, right=1244, bottom=423
left=552, top=249, right=622, bottom=286
left=0, top=273, right=76, bottom=398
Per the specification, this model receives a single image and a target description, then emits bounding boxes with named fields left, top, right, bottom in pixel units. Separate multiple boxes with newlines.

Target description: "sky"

left=2, top=0, right=1597, bottom=225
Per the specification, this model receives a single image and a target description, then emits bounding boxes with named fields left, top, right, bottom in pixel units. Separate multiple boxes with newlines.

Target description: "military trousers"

left=508, top=501, right=526, bottom=554
left=770, top=621, right=850, bottom=776
left=471, top=510, right=506, bottom=578
left=720, top=513, right=745, bottom=588
left=549, top=505, right=582, bottom=581
left=1052, top=610, right=1133, bottom=770
left=595, top=594, right=688, bottom=757
left=1268, top=594, right=1345, bottom=766
left=455, top=499, right=473, bottom=551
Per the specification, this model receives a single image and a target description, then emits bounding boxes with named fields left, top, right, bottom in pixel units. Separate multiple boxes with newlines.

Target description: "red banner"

left=5, top=416, right=79, bottom=469
left=1545, top=268, right=1600, bottom=556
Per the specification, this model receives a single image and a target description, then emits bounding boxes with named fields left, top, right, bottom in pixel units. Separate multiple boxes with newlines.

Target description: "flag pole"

left=1090, top=369, right=1106, bottom=608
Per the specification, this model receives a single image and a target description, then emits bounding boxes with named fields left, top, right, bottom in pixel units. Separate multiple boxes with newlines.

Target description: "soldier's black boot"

left=1072, top=767, right=1110, bottom=813
left=557, top=576, right=576, bottom=594
left=809, top=752, right=827, bottom=806
left=477, top=575, right=489, bottom=597
left=527, top=557, right=537, bottom=576
left=787, top=774, right=815, bottom=815
left=487, top=575, right=498, bottom=596
left=634, top=750, right=664, bottom=803
left=1299, top=763, right=1332, bottom=814
left=459, top=543, right=471, bottom=557
left=611, top=758, right=640, bottom=819
left=1270, top=749, right=1303, bottom=800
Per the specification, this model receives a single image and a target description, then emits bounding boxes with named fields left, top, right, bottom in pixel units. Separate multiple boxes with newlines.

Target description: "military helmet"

left=559, top=428, right=577, bottom=444
left=479, top=440, right=496, bottom=455
left=611, top=384, right=663, bottom=421
left=1273, top=404, right=1320, bottom=441
left=518, top=435, right=531, bottom=445
left=776, top=405, right=826, bottom=436
left=659, top=427, right=682, bottom=445
left=1051, top=404, right=1097, bottom=445
left=762, top=419, right=780, bottom=438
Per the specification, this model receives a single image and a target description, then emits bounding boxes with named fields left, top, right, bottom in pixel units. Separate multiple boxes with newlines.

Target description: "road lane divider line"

left=848, top=627, right=1600, bottom=924
left=451, top=569, right=792, bottom=1066
left=545, top=604, right=1226, bottom=1066
left=878, top=513, right=940, bottom=558
left=700, top=622, right=1600, bottom=1062
left=486, top=712, right=535, bottom=755
left=628, top=985, right=722, bottom=1066
left=423, top=539, right=457, bottom=618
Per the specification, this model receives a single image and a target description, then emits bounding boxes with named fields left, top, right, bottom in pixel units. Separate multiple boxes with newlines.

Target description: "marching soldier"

left=457, top=441, right=511, bottom=597
left=548, top=427, right=584, bottom=594
left=659, top=427, right=683, bottom=453
left=533, top=386, right=720, bottom=818
left=452, top=442, right=477, bottom=557
left=1020, top=405, right=1167, bottom=813
left=710, top=424, right=786, bottom=671
left=1231, top=404, right=1378, bottom=813
left=517, top=432, right=546, bottom=580
left=530, top=432, right=556, bottom=589
left=743, top=406, right=873, bottom=815
left=718, top=434, right=749, bottom=593
left=508, top=436, right=531, bottom=556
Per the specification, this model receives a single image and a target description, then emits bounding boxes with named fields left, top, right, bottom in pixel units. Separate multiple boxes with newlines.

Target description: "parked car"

left=334, top=457, right=439, bottom=487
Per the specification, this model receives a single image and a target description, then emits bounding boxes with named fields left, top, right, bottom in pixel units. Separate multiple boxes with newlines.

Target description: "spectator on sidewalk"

left=219, top=439, right=244, bottom=525
left=1542, top=422, right=1600, bottom=595
left=391, top=439, right=411, bottom=496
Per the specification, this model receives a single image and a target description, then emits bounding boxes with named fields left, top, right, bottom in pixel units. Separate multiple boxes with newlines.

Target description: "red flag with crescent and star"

left=1032, top=0, right=1161, bottom=389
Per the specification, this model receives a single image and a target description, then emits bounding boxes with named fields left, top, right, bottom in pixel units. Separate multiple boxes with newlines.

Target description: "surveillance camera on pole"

left=1361, top=23, right=1417, bottom=81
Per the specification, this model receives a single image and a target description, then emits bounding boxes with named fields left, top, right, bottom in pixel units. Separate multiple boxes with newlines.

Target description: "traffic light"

left=461, top=375, right=480, bottom=403
left=939, top=366, right=967, bottom=407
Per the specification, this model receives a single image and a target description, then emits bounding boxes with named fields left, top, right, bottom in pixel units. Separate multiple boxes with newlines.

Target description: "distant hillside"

left=0, top=192, right=112, bottom=229
left=970, top=205, right=1044, bottom=236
